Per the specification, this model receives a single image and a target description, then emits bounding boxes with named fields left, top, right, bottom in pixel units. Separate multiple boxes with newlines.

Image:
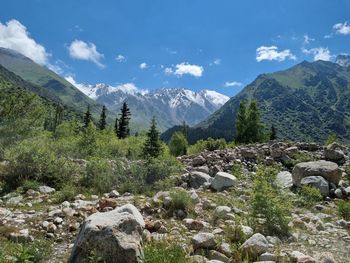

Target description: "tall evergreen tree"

left=83, top=105, right=93, bottom=128
left=246, top=100, right=263, bottom=143
left=117, top=102, right=131, bottom=139
left=143, top=117, right=163, bottom=158
left=114, top=116, right=119, bottom=136
left=235, top=100, right=248, bottom=143
left=98, top=105, right=107, bottom=130
left=270, top=125, right=277, bottom=141
left=181, top=120, right=188, bottom=139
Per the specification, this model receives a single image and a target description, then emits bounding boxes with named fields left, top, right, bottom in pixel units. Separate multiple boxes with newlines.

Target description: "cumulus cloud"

left=174, top=62, right=203, bottom=77
left=256, top=46, right=296, bottom=62
left=333, top=22, right=350, bottom=35
left=302, top=47, right=332, bottom=61
left=115, top=54, right=126, bottom=62
left=139, top=62, right=148, bottom=69
left=224, top=81, right=242, bottom=88
left=0, top=19, right=49, bottom=65
left=68, top=40, right=105, bottom=68
left=303, top=34, right=315, bottom=45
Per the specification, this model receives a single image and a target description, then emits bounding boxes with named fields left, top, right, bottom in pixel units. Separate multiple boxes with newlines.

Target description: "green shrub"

left=169, top=189, right=192, bottom=212
left=81, top=158, right=115, bottom=194
left=145, top=157, right=182, bottom=184
left=54, top=184, right=78, bottom=203
left=325, top=133, right=339, bottom=146
left=250, top=166, right=290, bottom=237
left=297, top=185, right=323, bottom=208
left=337, top=200, right=350, bottom=220
left=2, top=135, right=80, bottom=191
left=188, top=138, right=226, bottom=154
left=169, top=132, right=188, bottom=157
left=144, top=241, right=188, bottom=263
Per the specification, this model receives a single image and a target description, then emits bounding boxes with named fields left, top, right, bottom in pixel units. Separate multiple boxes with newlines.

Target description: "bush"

left=250, top=166, right=290, bottom=237
left=325, top=132, right=339, bottom=146
left=297, top=185, right=323, bottom=208
left=81, top=158, right=115, bottom=194
left=188, top=137, right=227, bottom=154
left=54, top=184, right=78, bottom=203
left=337, top=200, right=350, bottom=220
left=2, top=135, right=80, bottom=191
left=169, top=189, right=192, bottom=212
left=144, top=241, right=188, bottom=263
left=169, top=132, right=188, bottom=157
left=145, top=157, right=182, bottom=184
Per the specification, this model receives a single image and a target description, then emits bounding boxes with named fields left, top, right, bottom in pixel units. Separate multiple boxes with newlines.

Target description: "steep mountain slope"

left=181, top=57, right=350, bottom=144
left=0, top=48, right=101, bottom=116
left=75, top=83, right=229, bottom=131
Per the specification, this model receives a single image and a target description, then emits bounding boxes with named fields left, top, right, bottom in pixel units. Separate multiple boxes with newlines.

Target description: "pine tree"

left=114, top=117, right=119, bottom=136
left=83, top=105, right=93, bottom=128
left=143, top=117, right=163, bottom=158
left=270, top=125, right=277, bottom=141
left=246, top=100, right=263, bottom=143
left=181, top=120, right=188, bottom=139
left=98, top=105, right=107, bottom=130
left=117, top=102, right=131, bottom=139
left=235, top=100, right=248, bottom=143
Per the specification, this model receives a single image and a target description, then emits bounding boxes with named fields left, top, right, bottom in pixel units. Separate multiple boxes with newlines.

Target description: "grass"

left=143, top=241, right=189, bottom=263
left=337, top=200, right=350, bottom=220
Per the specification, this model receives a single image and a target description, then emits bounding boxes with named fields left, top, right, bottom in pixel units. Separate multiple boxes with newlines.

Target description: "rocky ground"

left=1, top=142, right=350, bottom=262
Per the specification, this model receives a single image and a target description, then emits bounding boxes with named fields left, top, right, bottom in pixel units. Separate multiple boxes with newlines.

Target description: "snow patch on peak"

left=202, top=90, right=229, bottom=106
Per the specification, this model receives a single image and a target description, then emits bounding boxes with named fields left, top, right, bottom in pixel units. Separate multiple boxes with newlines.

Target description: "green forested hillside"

left=0, top=47, right=102, bottom=117
left=183, top=59, right=350, bottom=144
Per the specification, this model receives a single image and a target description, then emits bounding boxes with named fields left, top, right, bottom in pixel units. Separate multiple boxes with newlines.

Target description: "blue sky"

left=1, top=0, right=350, bottom=96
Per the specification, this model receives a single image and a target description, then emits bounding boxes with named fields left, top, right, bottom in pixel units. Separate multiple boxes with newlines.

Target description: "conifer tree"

left=143, top=117, right=163, bottom=158
left=246, top=100, right=263, bottom=143
left=98, top=105, right=107, bottom=130
left=114, top=117, right=119, bottom=136
left=181, top=120, right=188, bottom=139
left=235, top=100, right=248, bottom=143
left=270, top=125, right=277, bottom=140
left=83, top=105, right=93, bottom=128
left=117, top=102, right=131, bottom=139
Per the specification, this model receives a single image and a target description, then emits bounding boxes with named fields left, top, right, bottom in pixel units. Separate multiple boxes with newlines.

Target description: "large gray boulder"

left=210, top=172, right=237, bottom=191
left=300, top=176, right=329, bottom=197
left=292, top=161, right=341, bottom=186
left=276, top=171, right=293, bottom=189
left=68, top=204, right=144, bottom=263
left=192, top=232, right=216, bottom=250
left=189, top=171, right=211, bottom=189
left=324, top=143, right=345, bottom=164
left=240, top=233, right=269, bottom=257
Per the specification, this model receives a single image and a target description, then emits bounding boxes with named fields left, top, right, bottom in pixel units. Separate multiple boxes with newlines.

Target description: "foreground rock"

left=292, top=160, right=341, bottom=186
left=300, top=176, right=330, bottom=197
left=240, top=233, right=269, bottom=258
left=189, top=171, right=211, bottom=189
left=210, top=172, right=237, bottom=191
left=68, top=204, right=145, bottom=263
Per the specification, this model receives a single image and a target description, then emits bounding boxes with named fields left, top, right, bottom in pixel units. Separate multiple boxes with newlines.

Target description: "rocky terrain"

left=1, top=142, right=350, bottom=262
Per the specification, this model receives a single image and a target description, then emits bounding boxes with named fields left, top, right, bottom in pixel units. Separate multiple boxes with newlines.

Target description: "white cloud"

left=213, top=58, right=221, bottom=65
left=115, top=54, right=126, bottom=62
left=333, top=22, right=350, bottom=35
left=174, top=62, right=203, bottom=77
left=139, top=62, right=148, bottom=69
left=68, top=40, right=104, bottom=68
left=224, top=81, right=242, bottom=88
left=302, top=47, right=332, bottom=61
left=0, top=19, right=49, bottom=65
left=256, top=46, right=296, bottom=62
left=303, top=34, right=315, bottom=45
left=164, top=67, right=173, bottom=75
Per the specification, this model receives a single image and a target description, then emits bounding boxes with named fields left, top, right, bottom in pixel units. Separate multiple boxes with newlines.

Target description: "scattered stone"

left=240, top=233, right=269, bottom=257
left=189, top=171, right=212, bottom=189
left=8, top=229, right=34, bottom=243
left=38, top=185, right=56, bottom=194
left=192, top=232, right=216, bottom=250
left=210, top=172, right=237, bottom=191
left=300, top=176, right=330, bottom=197
left=68, top=204, right=145, bottom=263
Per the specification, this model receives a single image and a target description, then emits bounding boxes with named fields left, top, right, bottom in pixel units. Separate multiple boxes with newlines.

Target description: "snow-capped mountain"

left=72, top=81, right=229, bottom=131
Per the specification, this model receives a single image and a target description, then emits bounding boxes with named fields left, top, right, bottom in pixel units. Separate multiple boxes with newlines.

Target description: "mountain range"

left=72, top=82, right=229, bottom=131
left=166, top=55, right=350, bottom=144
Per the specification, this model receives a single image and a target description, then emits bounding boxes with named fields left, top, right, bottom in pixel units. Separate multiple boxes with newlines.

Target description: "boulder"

left=240, top=233, right=269, bottom=257
left=189, top=171, right=211, bottom=189
left=292, top=161, right=341, bottom=186
left=192, top=232, right=216, bottom=250
left=276, top=171, right=293, bottom=189
left=324, top=143, right=345, bottom=164
left=192, top=156, right=207, bottom=166
left=38, top=185, right=56, bottom=194
left=68, top=204, right=144, bottom=263
left=210, top=172, right=237, bottom=191
left=300, top=176, right=329, bottom=197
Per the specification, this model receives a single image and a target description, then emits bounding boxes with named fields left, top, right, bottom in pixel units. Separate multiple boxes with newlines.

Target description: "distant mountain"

left=0, top=47, right=101, bottom=117
left=336, top=54, right=350, bottom=67
left=75, top=83, right=229, bottom=131
left=178, top=58, right=350, bottom=144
